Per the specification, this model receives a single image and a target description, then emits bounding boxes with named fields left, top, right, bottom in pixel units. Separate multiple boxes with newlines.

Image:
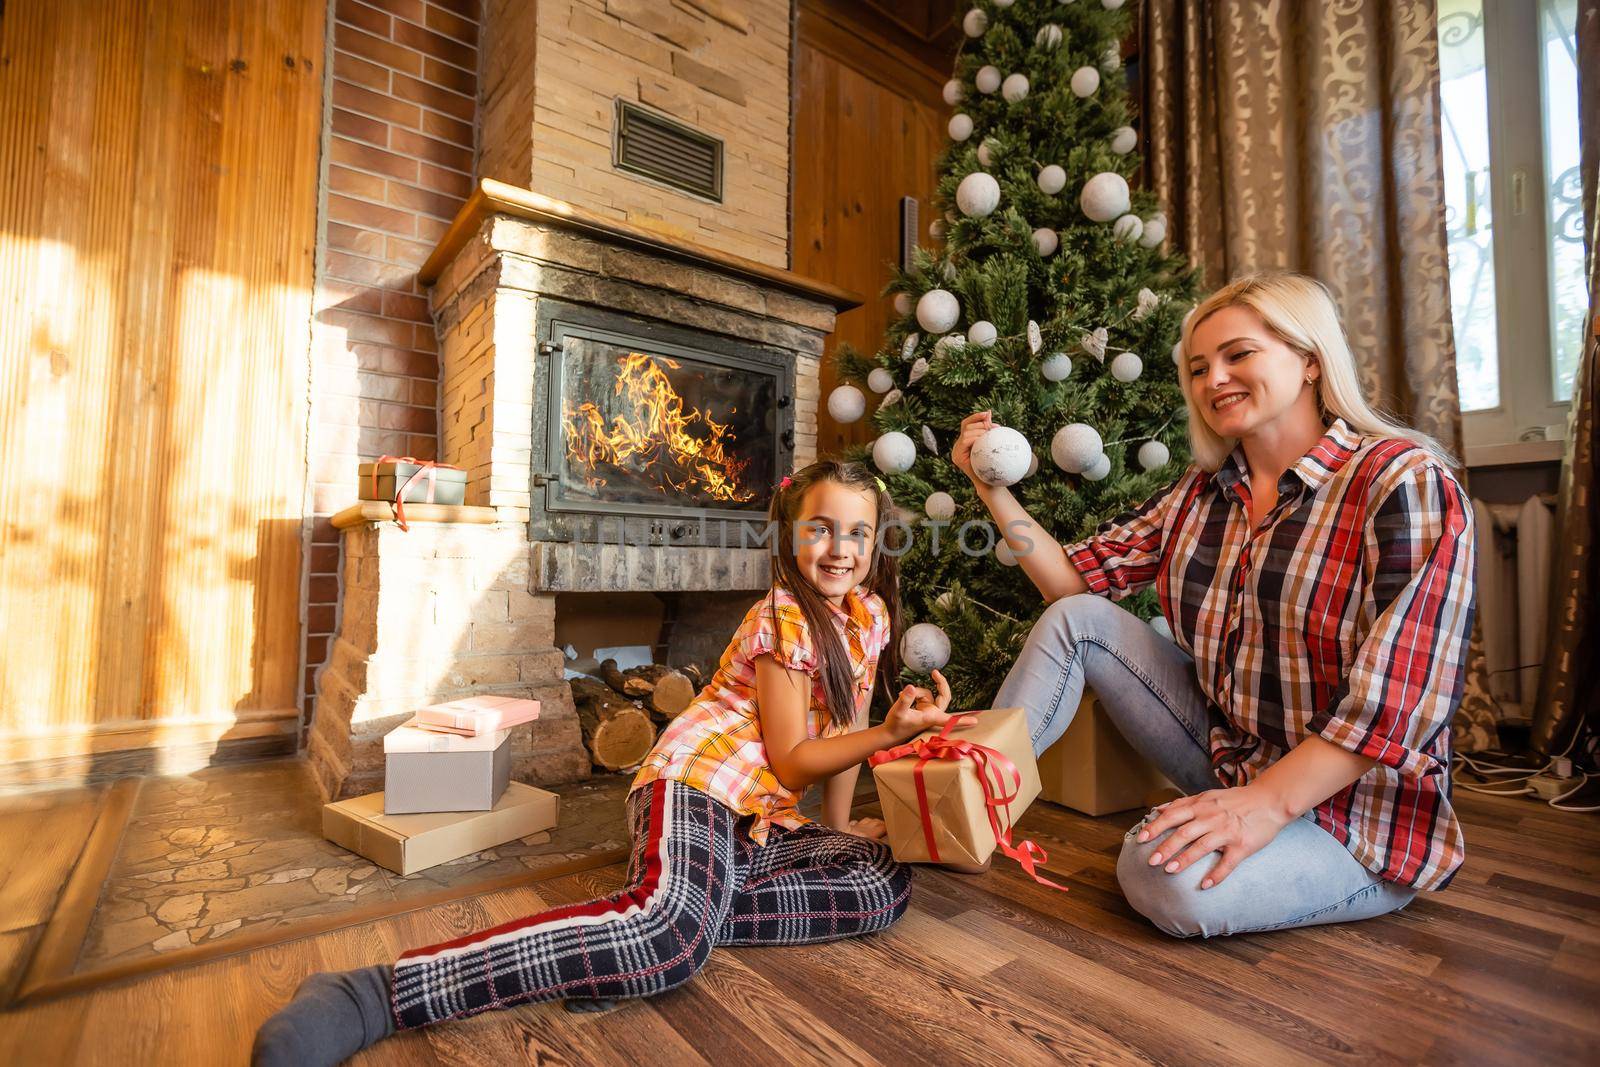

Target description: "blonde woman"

left=952, top=271, right=1476, bottom=937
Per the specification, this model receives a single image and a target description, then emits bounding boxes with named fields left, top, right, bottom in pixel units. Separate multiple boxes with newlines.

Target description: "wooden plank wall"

left=0, top=0, right=326, bottom=782
left=791, top=0, right=956, bottom=456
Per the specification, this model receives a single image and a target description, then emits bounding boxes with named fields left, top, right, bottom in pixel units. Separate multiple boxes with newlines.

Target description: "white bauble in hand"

left=893, top=292, right=914, bottom=317
left=966, top=320, right=997, bottom=347
left=948, top=114, right=974, bottom=142
left=1041, top=352, right=1073, bottom=381
left=827, top=385, right=865, bottom=423
left=1112, top=214, right=1143, bottom=242
left=1032, top=227, right=1059, bottom=256
left=1071, top=66, right=1101, bottom=97
left=1081, top=171, right=1131, bottom=222
left=908, top=357, right=930, bottom=384
left=955, top=172, right=1001, bottom=218
left=995, top=540, right=1019, bottom=567
left=1051, top=423, right=1103, bottom=472
left=1137, top=439, right=1171, bottom=471
left=1150, top=615, right=1174, bottom=641
left=942, top=79, right=964, bottom=106
left=916, top=289, right=960, bottom=333
left=1001, top=73, right=1030, bottom=103
left=1082, top=452, right=1112, bottom=481
left=920, top=425, right=938, bottom=453
left=1133, top=287, right=1160, bottom=321
left=971, top=426, right=1033, bottom=487
left=1037, top=23, right=1064, bottom=48
left=1037, top=164, right=1067, bottom=195
left=924, top=491, right=956, bottom=520
left=901, top=622, right=952, bottom=673
left=872, top=431, right=917, bottom=474
left=1082, top=326, right=1109, bottom=362
left=975, top=65, right=1001, bottom=94
left=1110, top=351, right=1144, bottom=382
left=962, top=8, right=988, bottom=36
left=1109, top=125, right=1138, bottom=155
left=1139, top=216, right=1168, bottom=248
left=867, top=367, right=895, bottom=393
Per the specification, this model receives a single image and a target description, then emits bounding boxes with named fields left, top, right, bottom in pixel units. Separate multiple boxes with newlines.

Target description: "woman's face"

left=1186, top=305, right=1319, bottom=442
left=793, top=481, right=877, bottom=606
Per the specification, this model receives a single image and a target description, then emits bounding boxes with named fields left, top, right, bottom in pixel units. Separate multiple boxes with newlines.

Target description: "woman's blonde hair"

left=1176, top=270, right=1457, bottom=471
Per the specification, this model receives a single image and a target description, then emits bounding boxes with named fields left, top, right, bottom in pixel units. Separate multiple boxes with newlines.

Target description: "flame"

left=563, top=352, right=757, bottom=503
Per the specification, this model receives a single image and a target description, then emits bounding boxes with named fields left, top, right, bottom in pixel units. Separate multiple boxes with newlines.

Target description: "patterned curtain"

left=1139, top=0, right=1503, bottom=750
left=1530, top=0, right=1600, bottom=757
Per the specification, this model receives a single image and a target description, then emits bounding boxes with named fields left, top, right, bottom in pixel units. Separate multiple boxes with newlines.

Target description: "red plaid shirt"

left=1065, top=418, right=1475, bottom=889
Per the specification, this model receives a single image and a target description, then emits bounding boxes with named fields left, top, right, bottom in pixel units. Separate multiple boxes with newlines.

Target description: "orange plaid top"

left=630, top=583, right=892, bottom=844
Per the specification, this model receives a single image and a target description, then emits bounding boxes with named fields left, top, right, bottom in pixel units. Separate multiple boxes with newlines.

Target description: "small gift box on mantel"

left=358, top=455, right=467, bottom=531
left=870, top=706, right=1066, bottom=890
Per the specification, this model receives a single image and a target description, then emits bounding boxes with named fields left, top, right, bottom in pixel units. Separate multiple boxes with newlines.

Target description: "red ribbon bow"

left=371, top=455, right=463, bottom=532
left=870, top=713, right=1068, bottom=892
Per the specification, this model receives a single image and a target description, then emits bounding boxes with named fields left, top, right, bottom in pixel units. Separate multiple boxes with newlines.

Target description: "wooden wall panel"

left=792, top=0, right=953, bottom=456
left=0, top=0, right=325, bottom=776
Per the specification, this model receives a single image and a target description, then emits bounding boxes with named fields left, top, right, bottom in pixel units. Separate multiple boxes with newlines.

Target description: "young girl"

left=253, top=459, right=953, bottom=1067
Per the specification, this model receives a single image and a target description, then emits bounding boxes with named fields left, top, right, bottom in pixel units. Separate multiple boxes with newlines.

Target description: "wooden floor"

left=0, top=787, right=1595, bottom=1065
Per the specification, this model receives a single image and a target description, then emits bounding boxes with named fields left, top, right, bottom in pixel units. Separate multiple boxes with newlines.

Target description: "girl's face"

left=793, top=480, right=878, bottom=606
left=1187, top=305, right=1320, bottom=442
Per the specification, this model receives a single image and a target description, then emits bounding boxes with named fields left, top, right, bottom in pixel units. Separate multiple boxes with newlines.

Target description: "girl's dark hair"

left=765, top=458, right=903, bottom=730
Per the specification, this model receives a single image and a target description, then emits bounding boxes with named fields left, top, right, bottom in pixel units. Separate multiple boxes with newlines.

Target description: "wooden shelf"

left=329, top=501, right=500, bottom=530
left=1464, top=439, right=1567, bottom=469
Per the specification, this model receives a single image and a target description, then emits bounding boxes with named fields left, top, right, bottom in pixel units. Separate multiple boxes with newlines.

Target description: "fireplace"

left=532, top=300, right=792, bottom=547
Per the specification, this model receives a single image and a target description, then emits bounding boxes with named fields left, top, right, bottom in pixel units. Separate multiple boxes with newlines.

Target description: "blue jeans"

left=995, top=594, right=1415, bottom=938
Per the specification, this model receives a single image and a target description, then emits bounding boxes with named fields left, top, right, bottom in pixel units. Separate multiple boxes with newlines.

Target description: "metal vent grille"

left=613, top=100, right=723, bottom=202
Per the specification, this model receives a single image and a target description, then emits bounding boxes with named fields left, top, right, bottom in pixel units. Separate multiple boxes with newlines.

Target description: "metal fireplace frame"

left=529, top=298, right=794, bottom=547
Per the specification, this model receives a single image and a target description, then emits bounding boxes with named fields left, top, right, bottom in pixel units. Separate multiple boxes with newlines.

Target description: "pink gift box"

left=413, top=695, right=540, bottom=736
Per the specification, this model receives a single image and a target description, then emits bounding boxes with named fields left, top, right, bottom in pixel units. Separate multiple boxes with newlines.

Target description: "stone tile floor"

left=78, top=759, right=631, bottom=970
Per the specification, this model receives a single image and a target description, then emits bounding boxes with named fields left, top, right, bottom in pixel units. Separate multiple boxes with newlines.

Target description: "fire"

left=563, top=352, right=757, bottom=503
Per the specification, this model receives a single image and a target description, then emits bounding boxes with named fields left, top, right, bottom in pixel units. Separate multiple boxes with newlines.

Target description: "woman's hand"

left=843, top=817, right=887, bottom=840
left=1136, top=783, right=1296, bottom=889
left=883, top=669, right=953, bottom=740
left=950, top=411, right=994, bottom=486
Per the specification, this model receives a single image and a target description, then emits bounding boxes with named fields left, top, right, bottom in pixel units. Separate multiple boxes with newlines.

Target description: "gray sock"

left=252, top=964, right=396, bottom=1067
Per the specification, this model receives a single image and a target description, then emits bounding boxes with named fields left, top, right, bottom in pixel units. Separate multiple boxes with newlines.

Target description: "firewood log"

left=624, top=663, right=696, bottom=718
left=569, top=676, right=656, bottom=771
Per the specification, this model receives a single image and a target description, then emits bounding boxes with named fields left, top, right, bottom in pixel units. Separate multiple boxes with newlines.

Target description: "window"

left=1437, top=0, right=1582, bottom=454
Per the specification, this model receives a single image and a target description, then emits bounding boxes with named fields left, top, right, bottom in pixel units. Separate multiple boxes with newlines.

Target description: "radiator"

left=1471, top=494, right=1558, bottom=724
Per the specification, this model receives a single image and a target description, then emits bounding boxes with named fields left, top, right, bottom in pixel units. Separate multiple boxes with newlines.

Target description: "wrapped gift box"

left=383, top=718, right=513, bottom=815
left=413, top=694, right=540, bottom=736
left=1038, top=693, right=1179, bottom=817
left=357, top=458, right=467, bottom=505
left=323, top=781, right=560, bottom=875
left=870, top=706, right=1041, bottom=866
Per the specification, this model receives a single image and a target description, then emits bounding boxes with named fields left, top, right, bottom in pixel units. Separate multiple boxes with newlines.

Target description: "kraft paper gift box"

left=383, top=718, right=513, bottom=815
left=870, top=706, right=1042, bottom=866
left=1038, top=693, right=1179, bottom=817
left=357, top=457, right=467, bottom=506
left=323, top=781, right=560, bottom=876
left=413, top=694, right=541, bottom=736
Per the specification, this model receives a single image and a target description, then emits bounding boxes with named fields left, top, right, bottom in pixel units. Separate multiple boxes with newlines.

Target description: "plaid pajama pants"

left=390, top=778, right=913, bottom=1029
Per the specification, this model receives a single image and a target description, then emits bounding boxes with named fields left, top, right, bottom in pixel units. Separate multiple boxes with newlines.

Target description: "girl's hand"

left=1135, top=784, right=1295, bottom=889
left=950, top=411, right=994, bottom=485
left=844, top=817, right=887, bottom=840
left=884, top=669, right=953, bottom=740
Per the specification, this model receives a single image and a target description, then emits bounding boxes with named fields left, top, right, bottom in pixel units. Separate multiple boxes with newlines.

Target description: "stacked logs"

left=569, top=660, right=706, bottom=771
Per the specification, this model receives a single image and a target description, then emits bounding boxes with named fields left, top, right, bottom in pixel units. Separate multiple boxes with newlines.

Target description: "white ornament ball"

left=1001, top=73, right=1030, bottom=103
left=1037, top=164, right=1067, bottom=195
left=1037, top=23, right=1064, bottom=49
left=902, top=622, right=952, bottom=673
left=948, top=114, right=974, bottom=142
left=1109, top=126, right=1138, bottom=155
left=955, top=171, right=1001, bottom=218
left=827, top=385, right=865, bottom=424
left=1071, top=66, right=1101, bottom=97
left=977, top=137, right=1000, bottom=167
left=966, top=320, right=997, bottom=347
left=943, top=260, right=958, bottom=281
left=1171, top=340, right=1185, bottom=365
left=1081, top=171, right=1131, bottom=222
left=925, top=491, right=956, bottom=521
left=994, top=0, right=1013, bottom=7
left=867, top=367, right=895, bottom=393
left=995, top=540, right=1019, bottom=567
left=1032, top=227, right=1059, bottom=256
left=1139, top=217, right=1168, bottom=248
left=1111, top=351, right=1144, bottom=383
left=1102, top=46, right=1122, bottom=72
left=971, top=426, right=1033, bottom=487
left=921, top=425, right=938, bottom=453
left=1082, top=452, right=1112, bottom=481
left=942, top=79, right=964, bottom=106
left=975, top=65, right=1002, bottom=94
left=1112, top=213, right=1144, bottom=242
left=1027, top=320, right=1042, bottom=354
left=933, top=334, right=963, bottom=360
left=1102, top=0, right=1127, bottom=9
left=1041, top=352, right=1073, bottom=381
left=1051, top=423, right=1103, bottom=473
left=916, top=289, right=961, bottom=333
left=893, top=292, right=914, bottom=317
left=873, top=431, right=918, bottom=475
left=1150, top=615, right=1174, bottom=641
left=1138, top=439, right=1171, bottom=471
left=935, top=591, right=955, bottom=611
left=929, top=219, right=947, bottom=239
left=1026, top=452, right=1039, bottom=478
left=962, top=8, right=989, bottom=37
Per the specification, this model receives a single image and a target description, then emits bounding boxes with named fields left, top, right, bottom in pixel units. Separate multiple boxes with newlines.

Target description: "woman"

left=952, top=271, right=1475, bottom=937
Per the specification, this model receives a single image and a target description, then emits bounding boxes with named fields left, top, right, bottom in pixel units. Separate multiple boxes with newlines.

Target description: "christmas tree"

left=829, top=0, right=1200, bottom=711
